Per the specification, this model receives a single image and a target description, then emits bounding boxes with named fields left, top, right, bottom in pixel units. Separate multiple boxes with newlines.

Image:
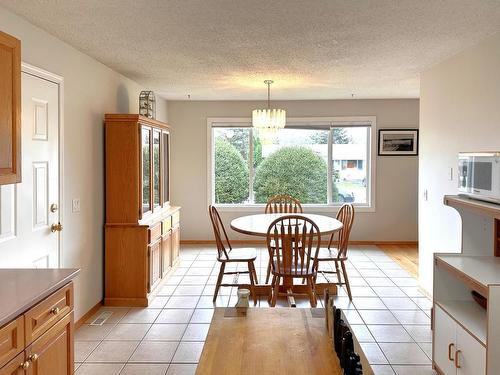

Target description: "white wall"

left=168, top=99, right=419, bottom=242
left=0, top=6, right=167, bottom=320
left=419, top=32, right=500, bottom=293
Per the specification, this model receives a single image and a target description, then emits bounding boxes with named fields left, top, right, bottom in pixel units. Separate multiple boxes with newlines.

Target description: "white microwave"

left=458, top=152, right=500, bottom=204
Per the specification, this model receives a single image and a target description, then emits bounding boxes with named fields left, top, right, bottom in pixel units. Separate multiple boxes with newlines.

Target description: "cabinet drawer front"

left=0, top=352, right=25, bottom=375
left=24, top=283, right=73, bottom=345
left=0, top=317, right=24, bottom=368
left=162, top=218, right=172, bottom=234
left=172, top=211, right=180, bottom=226
left=149, top=223, right=161, bottom=242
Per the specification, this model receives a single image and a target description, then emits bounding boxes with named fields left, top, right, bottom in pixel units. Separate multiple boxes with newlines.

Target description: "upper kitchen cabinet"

left=0, top=31, right=21, bottom=185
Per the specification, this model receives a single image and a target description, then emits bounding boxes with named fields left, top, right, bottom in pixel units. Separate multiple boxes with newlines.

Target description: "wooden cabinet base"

left=104, top=217, right=181, bottom=307
left=104, top=264, right=178, bottom=307
left=0, top=282, right=74, bottom=375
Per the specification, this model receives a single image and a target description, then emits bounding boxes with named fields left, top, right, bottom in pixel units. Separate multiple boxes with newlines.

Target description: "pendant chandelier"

left=252, top=80, right=286, bottom=135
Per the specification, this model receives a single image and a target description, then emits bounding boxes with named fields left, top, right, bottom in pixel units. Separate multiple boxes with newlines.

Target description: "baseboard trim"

left=181, top=239, right=418, bottom=246
left=75, top=300, right=102, bottom=329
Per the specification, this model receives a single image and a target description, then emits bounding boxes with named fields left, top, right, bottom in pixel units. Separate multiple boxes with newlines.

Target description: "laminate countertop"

left=0, top=268, right=80, bottom=327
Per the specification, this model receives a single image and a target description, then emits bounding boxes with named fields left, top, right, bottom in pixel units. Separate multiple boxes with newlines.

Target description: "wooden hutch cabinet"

left=0, top=31, right=21, bottom=185
left=104, top=114, right=180, bottom=307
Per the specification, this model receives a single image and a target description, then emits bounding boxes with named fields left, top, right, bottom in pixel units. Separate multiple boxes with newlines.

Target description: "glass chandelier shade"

left=252, top=80, right=286, bottom=134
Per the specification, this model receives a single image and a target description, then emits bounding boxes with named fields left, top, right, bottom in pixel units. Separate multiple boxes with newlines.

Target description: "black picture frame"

left=378, top=128, right=419, bottom=156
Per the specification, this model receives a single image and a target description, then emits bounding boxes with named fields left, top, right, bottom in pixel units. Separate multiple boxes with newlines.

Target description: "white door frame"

left=21, top=63, right=64, bottom=267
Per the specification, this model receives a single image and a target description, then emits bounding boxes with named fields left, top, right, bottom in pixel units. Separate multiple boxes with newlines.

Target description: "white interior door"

left=0, top=71, right=60, bottom=268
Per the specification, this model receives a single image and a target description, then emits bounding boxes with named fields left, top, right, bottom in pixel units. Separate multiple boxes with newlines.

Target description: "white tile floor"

left=75, top=245, right=436, bottom=375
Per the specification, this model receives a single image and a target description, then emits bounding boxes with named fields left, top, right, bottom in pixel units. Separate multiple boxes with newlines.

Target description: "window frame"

left=207, top=116, right=377, bottom=212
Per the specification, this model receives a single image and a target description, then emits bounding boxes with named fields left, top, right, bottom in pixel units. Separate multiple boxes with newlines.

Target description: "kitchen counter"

left=0, top=268, right=79, bottom=327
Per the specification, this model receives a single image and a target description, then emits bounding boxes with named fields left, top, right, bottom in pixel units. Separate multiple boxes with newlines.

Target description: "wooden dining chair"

left=208, top=205, right=258, bottom=304
left=315, top=204, right=355, bottom=300
left=266, top=215, right=321, bottom=307
left=265, top=194, right=303, bottom=214
left=264, top=195, right=303, bottom=284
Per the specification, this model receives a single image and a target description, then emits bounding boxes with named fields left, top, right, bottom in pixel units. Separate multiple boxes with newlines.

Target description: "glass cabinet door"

left=141, top=126, right=152, bottom=215
left=153, top=129, right=161, bottom=210
left=162, top=131, right=170, bottom=205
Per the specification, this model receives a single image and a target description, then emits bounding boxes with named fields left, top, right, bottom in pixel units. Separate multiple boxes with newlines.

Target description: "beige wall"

left=0, top=6, right=167, bottom=320
left=419, top=32, right=500, bottom=294
left=168, top=99, right=419, bottom=242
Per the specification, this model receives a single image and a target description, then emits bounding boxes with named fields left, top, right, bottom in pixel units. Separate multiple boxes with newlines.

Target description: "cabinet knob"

left=28, top=353, right=38, bottom=362
left=50, top=307, right=60, bottom=315
left=20, top=361, right=30, bottom=370
left=448, top=343, right=455, bottom=361
left=455, top=349, right=462, bottom=368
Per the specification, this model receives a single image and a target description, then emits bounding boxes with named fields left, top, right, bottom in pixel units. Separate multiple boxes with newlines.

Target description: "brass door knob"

left=20, top=361, right=30, bottom=370
left=28, top=354, right=38, bottom=362
left=51, top=223, right=63, bottom=232
left=50, top=307, right=60, bottom=315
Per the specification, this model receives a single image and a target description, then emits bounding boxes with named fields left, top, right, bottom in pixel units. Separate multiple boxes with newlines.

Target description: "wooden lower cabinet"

left=148, top=239, right=162, bottom=293
left=0, top=283, right=74, bottom=375
left=172, top=225, right=180, bottom=262
left=26, top=313, right=73, bottom=375
left=105, top=207, right=181, bottom=307
left=161, top=230, right=172, bottom=277
left=0, top=353, right=24, bottom=375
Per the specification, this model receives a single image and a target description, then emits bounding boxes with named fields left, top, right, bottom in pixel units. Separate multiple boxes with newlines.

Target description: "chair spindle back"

left=327, top=204, right=355, bottom=257
left=265, top=195, right=303, bottom=214
left=208, top=205, right=232, bottom=261
left=267, top=215, right=320, bottom=277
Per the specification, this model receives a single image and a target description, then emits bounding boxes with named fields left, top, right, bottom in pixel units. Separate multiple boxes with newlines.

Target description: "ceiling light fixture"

left=252, top=80, right=286, bottom=135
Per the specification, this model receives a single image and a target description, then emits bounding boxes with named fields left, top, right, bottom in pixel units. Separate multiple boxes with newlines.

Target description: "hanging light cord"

left=264, top=79, right=273, bottom=110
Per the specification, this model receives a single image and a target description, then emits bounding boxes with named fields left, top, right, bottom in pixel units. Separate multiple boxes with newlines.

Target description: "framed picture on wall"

left=378, top=129, right=419, bottom=156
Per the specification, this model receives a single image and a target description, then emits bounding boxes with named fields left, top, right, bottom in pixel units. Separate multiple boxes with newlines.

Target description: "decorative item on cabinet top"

left=139, top=90, right=156, bottom=119
left=0, top=31, right=21, bottom=185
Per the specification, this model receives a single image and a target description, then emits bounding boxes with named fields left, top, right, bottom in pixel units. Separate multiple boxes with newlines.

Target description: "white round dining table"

left=230, top=213, right=343, bottom=237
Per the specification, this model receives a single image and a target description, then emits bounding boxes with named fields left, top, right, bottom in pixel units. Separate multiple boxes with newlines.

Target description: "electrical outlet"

left=423, top=189, right=428, bottom=201
left=72, top=198, right=81, bottom=213
left=448, top=167, right=453, bottom=181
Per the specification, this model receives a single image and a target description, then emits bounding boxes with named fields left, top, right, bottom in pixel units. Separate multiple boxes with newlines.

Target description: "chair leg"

left=340, top=261, right=352, bottom=300
left=334, top=260, right=342, bottom=285
left=213, top=262, right=226, bottom=302
left=269, top=275, right=276, bottom=302
left=271, top=276, right=280, bottom=307
left=265, top=261, right=272, bottom=284
left=307, top=276, right=317, bottom=307
left=251, top=261, right=259, bottom=285
left=248, top=261, right=257, bottom=306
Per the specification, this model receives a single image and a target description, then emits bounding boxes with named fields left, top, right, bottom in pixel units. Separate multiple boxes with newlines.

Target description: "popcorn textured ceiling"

left=2, top=0, right=500, bottom=100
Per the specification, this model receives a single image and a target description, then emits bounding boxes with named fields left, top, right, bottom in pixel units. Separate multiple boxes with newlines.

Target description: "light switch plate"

left=72, top=198, right=81, bottom=213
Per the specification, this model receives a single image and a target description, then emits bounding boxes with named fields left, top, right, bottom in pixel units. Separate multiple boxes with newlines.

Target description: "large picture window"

left=209, top=117, right=375, bottom=208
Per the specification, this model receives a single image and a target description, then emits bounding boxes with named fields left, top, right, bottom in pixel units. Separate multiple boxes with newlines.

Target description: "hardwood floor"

left=378, top=244, right=419, bottom=279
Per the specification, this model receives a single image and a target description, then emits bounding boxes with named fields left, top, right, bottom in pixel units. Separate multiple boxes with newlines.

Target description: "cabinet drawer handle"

left=28, top=353, right=38, bottom=362
left=455, top=349, right=462, bottom=368
left=20, top=361, right=30, bottom=370
left=50, top=307, right=60, bottom=315
left=448, top=343, right=455, bottom=361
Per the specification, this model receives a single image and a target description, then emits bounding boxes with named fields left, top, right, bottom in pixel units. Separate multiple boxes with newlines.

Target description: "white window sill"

left=213, top=204, right=375, bottom=213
